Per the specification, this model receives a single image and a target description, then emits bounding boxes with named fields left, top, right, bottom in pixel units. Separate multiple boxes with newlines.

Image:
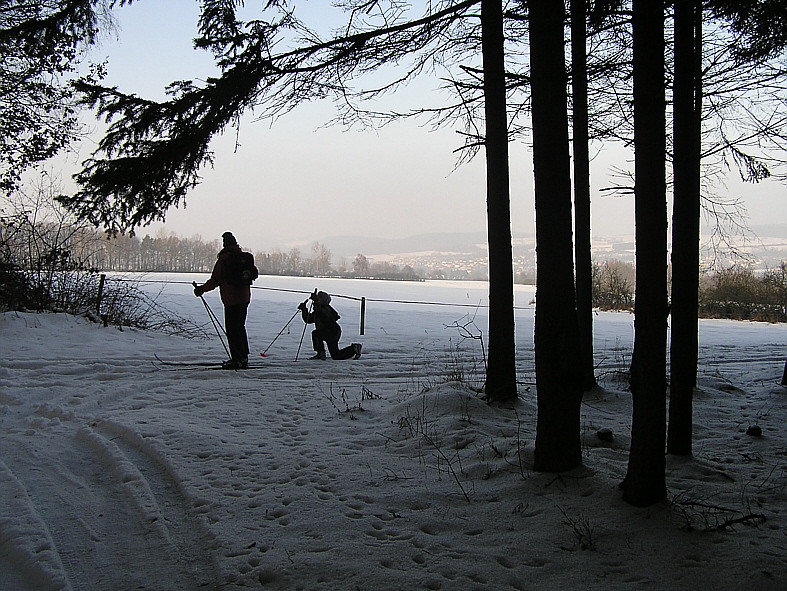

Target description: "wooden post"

left=96, top=274, right=106, bottom=316
left=360, top=297, right=366, bottom=336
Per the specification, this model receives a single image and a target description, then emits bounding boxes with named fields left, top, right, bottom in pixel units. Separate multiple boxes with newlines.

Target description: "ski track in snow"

left=1, top=276, right=785, bottom=590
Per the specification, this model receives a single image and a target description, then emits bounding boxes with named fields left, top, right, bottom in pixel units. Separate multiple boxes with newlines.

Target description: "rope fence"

left=105, top=276, right=537, bottom=311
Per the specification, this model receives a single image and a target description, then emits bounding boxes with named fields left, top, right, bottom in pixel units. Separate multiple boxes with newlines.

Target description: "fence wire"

left=121, top=277, right=536, bottom=311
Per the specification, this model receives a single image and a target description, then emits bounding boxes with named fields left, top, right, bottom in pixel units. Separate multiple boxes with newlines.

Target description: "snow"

left=1, top=274, right=785, bottom=591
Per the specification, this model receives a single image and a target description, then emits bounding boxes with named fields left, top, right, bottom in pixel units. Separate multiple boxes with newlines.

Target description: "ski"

left=157, top=364, right=264, bottom=371
left=153, top=355, right=261, bottom=369
left=154, top=355, right=263, bottom=371
left=154, top=355, right=223, bottom=367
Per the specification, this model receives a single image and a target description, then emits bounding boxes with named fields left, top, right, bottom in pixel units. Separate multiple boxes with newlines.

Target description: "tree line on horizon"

left=3, top=0, right=785, bottom=509
left=91, top=232, right=426, bottom=281
left=4, top=192, right=783, bottom=318
left=0, top=198, right=428, bottom=280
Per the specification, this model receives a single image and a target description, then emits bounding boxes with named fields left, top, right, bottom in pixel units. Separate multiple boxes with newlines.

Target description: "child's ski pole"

left=294, top=300, right=312, bottom=362
left=260, top=308, right=300, bottom=357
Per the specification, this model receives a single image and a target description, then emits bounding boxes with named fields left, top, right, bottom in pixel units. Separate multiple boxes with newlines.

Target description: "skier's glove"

left=298, top=301, right=307, bottom=311
left=193, top=285, right=204, bottom=297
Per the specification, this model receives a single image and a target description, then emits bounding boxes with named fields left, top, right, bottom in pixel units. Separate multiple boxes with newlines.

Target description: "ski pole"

left=260, top=308, right=300, bottom=357
left=193, top=281, right=231, bottom=360
left=294, top=300, right=312, bottom=362
left=202, top=295, right=228, bottom=340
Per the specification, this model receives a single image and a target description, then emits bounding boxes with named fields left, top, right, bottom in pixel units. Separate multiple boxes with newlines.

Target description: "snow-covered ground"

left=1, top=274, right=785, bottom=591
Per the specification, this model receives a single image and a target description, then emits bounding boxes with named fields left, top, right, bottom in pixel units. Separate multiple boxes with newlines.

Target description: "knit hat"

left=222, top=232, right=237, bottom=247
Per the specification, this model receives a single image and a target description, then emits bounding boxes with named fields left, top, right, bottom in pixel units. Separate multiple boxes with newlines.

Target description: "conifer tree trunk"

left=530, top=0, right=584, bottom=472
left=623, top=0, right=668, bottom=506
left=571, top=0, right=597, bottom=392
left=482, top=0, right=518, bottom=403
left=668, top=0, right=702, bottom=456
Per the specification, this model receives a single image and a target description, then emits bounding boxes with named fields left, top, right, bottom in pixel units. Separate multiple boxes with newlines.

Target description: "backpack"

left=225, top=250, right=259, bottom=286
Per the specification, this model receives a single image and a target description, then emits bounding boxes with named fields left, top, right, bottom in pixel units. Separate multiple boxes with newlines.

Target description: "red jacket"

left=200, top=245, right=251, bottom=307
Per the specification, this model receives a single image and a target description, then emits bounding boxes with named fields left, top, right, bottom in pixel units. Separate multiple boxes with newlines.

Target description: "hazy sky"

left=66, top=0, right=785, bottom=252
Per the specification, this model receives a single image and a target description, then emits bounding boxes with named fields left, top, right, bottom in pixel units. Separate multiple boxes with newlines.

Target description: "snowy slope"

left=0, top=275, right=785, bottom=590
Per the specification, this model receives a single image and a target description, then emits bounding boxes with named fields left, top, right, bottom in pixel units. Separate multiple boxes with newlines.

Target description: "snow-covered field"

left=1, top=274, right=785, bottom=591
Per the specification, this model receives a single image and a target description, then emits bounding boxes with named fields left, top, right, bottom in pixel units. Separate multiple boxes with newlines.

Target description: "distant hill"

left=281, top=224, right=786, bottom=268
left=302, top=232, right=500, bottom=259
left=751, top=223, right=787, bottom=240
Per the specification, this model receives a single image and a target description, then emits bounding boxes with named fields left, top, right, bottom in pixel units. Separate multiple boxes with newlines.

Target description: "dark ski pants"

left=312, top=326, right=354, bottom=360
left=224, top=303, right=249, bottom=362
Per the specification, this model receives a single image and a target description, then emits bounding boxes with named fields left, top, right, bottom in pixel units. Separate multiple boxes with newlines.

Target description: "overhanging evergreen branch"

left=63, top=0, right=481, bottom=233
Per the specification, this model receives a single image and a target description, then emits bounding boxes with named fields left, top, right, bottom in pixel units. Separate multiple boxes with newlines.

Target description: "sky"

left=61, top=0, right=786, bottom=253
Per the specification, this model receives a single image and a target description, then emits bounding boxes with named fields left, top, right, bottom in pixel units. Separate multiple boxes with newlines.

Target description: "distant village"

left=371, top=234, right=787, bottom=282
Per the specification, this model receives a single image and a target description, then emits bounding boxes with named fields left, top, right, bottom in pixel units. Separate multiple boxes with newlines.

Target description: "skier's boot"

left=222, top=357, right=248, bottom=370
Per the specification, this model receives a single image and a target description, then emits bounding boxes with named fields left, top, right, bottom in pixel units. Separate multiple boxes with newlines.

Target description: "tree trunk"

left=530, top=0, right=584, bottom=472
left=482, top=0, right=518, bottom=403
left=571, top=0, right=596, bottom=392
left=623, top=0, right=669, bottom=506
left=668, top=0, right=702, bottom=456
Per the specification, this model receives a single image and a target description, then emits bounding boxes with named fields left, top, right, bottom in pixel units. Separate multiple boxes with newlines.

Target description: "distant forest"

left=70, top=231, right=424, bottom=281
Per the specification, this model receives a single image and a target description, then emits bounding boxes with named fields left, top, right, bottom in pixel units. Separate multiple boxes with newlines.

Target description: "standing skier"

left=194, top=232, right=251, bottom=369
left=299, top=290, right=362, bottom=361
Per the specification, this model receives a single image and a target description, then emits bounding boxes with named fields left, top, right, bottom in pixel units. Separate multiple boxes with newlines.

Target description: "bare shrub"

left=671, top=490, right=767, bottom=532
left=699, top=263, right=787, bottom=322
left=592, top=259, right=635, bottom=311
left=1, top=175, right=205, bottom=337
left=558, top=506, right=597, bottom=550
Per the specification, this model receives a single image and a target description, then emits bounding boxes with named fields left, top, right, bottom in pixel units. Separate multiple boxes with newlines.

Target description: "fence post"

left=96, top=273, right=106, bottom=317
left=360, top=297, right=366, bottom=336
